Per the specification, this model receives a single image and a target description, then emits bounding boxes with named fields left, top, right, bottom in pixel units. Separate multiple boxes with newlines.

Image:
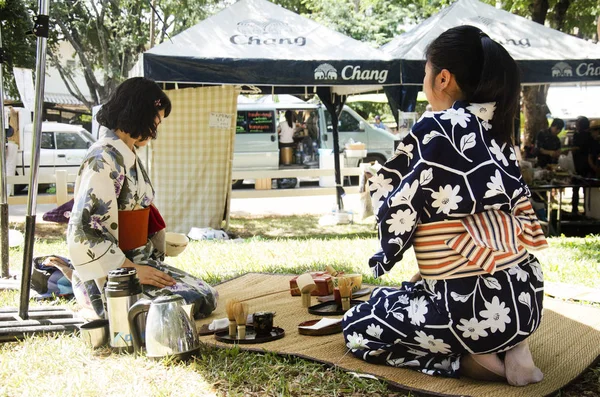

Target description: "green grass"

left=1, top=216, right=599, bottom=396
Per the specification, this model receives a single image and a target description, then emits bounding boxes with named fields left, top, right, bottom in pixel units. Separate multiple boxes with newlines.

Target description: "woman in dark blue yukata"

left=342, top=25, right=548, bottom=386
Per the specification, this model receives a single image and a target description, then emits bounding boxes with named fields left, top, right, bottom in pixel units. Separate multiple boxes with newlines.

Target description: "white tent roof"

left=547, top=85, right=600, bottom=119
left=141, top=0, right=399, bottom=95
left=382, top=0, right=600, bottom=84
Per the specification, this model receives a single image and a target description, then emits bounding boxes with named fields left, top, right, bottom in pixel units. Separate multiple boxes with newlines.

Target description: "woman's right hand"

left=123, top=259, right=176, bottom=288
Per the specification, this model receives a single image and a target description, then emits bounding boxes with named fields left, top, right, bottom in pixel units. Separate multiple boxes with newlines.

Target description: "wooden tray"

left=198, top=322, right=255, bottom=336
left=214, top=325, right=285, bottom=344
left=198, top=323, right=226, bottom=336
left=317, top=287, right=371, bottom=303
left=298, top=319, right=342, bottom=336
left=308, top=300, right=364, bottom=316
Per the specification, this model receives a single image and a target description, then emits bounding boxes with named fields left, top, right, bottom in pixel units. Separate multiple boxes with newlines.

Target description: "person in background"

left=343, top=25, right=548, bottom=386
left=277, top=110, right=297, bottom=145
left=373, top=115, right=387, bottom=130
left=588, top=120, right=600, bottom=178
left=535, top=118, right=564, bottom=168
left=570, top=116, right=592, bottom=214
left=67, top=77, right=217, bottom=319
left=306, top=110, right=319, bottom=142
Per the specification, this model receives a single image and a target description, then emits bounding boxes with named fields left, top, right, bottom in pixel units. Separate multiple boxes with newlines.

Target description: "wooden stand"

left=296, top=273, right=317, bottom=308
left=255, top=178, right=272, bottom=190
left=341, top=297, right=351, bottom=311
left=301, top=292, right=312, bottom=308
left=237, top=325, right=247, bottom=340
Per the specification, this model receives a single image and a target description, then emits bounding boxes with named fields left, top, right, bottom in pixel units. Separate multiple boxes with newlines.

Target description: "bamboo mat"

left=197, top=273, right=600, bottom=397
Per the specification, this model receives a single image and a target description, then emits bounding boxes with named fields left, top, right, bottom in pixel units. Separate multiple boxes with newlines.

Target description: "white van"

left=12, top=122, right=95, bottom=191
left=233, top=102, right=399, bottom=185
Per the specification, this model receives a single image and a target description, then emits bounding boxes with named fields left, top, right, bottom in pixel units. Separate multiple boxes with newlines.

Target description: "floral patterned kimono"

left=342, top=102, right=548, bottom=377
left=67, top=130, right=217, bottom=319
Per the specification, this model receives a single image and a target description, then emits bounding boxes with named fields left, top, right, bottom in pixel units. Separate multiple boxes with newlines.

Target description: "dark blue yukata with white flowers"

left=342, top=101, right=547, bottom=377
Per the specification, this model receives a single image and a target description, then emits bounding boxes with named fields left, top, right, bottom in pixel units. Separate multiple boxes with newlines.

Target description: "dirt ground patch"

left=9, top=222, right=67, bottom=242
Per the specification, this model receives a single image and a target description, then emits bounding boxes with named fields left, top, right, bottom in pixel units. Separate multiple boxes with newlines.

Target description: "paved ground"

left=8, top=193, right=365, bottom=223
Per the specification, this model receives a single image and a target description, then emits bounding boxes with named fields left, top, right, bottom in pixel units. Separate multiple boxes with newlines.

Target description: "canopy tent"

left=382, top=0, right=600, bottom=86
left=138, top=0, right=401, bottom=211
left=141, top=0, right=399, bottom=95
left=547, top=84, right=600, bottom=120
left=255, top=94, right=306, bottom=104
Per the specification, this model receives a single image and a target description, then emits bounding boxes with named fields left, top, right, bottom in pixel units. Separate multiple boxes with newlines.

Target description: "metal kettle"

left=128, top=295, right=200, bottom=360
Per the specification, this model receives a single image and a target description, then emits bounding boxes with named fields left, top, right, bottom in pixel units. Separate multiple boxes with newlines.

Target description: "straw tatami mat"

left=197, top=273, right=600, bottom=397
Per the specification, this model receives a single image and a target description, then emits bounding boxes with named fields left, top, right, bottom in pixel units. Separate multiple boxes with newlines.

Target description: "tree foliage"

left=45, top=0, right=217, bottom=108
left=0, top=0, right=36, bottom=97
left=483, top=0, right=600, bottom=144
left=494, top=0, right=599, bottom=40
left=298, top=0, right=453, bottom=46
left=14, top=0, right=600, bottom=113
left=48, top=0, right=151, bottom=108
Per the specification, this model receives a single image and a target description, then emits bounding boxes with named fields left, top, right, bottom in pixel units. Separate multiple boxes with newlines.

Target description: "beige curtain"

left=151, top=85, right=239, bottom=233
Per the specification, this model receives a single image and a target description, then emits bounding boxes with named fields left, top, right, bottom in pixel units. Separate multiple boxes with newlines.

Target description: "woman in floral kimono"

left=342, top=26, right=546, bottom=386
left=67, top=77, right=217, bottom=319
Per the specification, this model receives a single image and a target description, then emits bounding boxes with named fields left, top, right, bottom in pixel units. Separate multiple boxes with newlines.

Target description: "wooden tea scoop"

left=325, top=265, right=339, bottom=277
left=296, top=273, right=317, bottom=308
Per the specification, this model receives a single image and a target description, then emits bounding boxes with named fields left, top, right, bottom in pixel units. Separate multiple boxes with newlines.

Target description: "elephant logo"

left=314, top=64, right=338, bottom=80
left=551, top=62, right=573, bottom=78
left=236, top=19, right=293, bottom=36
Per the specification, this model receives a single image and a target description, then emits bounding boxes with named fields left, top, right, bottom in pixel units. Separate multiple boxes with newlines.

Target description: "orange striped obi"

left=413, top=197, right=549, bottom=280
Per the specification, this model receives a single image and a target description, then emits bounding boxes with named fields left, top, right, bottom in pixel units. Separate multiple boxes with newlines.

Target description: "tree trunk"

left=522, top=85, right=549, bottom=145
left=552, top=0, right=570, bottom=31
left=529, top=0, right=549, bottom=23
left=520, top=0, right=550, bottom=147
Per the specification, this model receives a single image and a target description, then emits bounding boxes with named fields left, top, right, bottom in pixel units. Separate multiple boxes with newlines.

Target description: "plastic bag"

left=357, top=163, right=376, bottom=220
left=278, top=178, right=298, bottom=189
left=558, top=151, right=576, bottom=174
left=188, top=227, right=230, bottom=241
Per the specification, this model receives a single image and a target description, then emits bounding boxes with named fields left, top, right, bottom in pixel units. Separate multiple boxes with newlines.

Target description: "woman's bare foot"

left=504, top=340, right=544, bottom=386
left=461, top=353, right=505, bottom=382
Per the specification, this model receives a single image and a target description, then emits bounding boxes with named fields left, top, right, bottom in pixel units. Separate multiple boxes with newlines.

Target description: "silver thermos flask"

left=105, top=267, right=143, bottom=352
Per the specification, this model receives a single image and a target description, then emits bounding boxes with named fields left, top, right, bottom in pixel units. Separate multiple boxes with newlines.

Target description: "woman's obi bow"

left=444, top=197, right=548, bottom=275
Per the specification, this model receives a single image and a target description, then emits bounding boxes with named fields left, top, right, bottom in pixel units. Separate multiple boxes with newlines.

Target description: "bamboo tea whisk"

left=233, top=302, right=249, bottom=340
left=337, top=277, right=353, bottom=311
left=226, top=299, right=239, bottom=337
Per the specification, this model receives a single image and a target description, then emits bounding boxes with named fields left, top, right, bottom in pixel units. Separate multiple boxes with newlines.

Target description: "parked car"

left=233, top=102, right=399, bottom=186
left=13, top=122, right=95, bottom=192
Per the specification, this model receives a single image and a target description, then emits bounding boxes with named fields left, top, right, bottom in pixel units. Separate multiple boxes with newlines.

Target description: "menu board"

left=236, top=111, right=275, bottom=133
left=248, top=111, right=275, bottom=133
left=236, top=112, right=247, bottom=133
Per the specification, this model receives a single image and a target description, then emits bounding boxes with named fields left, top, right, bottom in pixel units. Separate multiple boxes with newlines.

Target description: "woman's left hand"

left=409, top=272, right=422, bottom=283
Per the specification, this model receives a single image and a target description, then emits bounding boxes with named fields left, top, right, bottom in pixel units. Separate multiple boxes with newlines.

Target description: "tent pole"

left=19, top=0, right=50, bottom=320
left=317, top=87, right=346, bottom=211
left=0, top=25, right=9, bottom=278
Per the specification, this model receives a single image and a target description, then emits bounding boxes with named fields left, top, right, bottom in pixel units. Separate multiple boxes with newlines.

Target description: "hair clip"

left=154, top=99, right=161, bottom=107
